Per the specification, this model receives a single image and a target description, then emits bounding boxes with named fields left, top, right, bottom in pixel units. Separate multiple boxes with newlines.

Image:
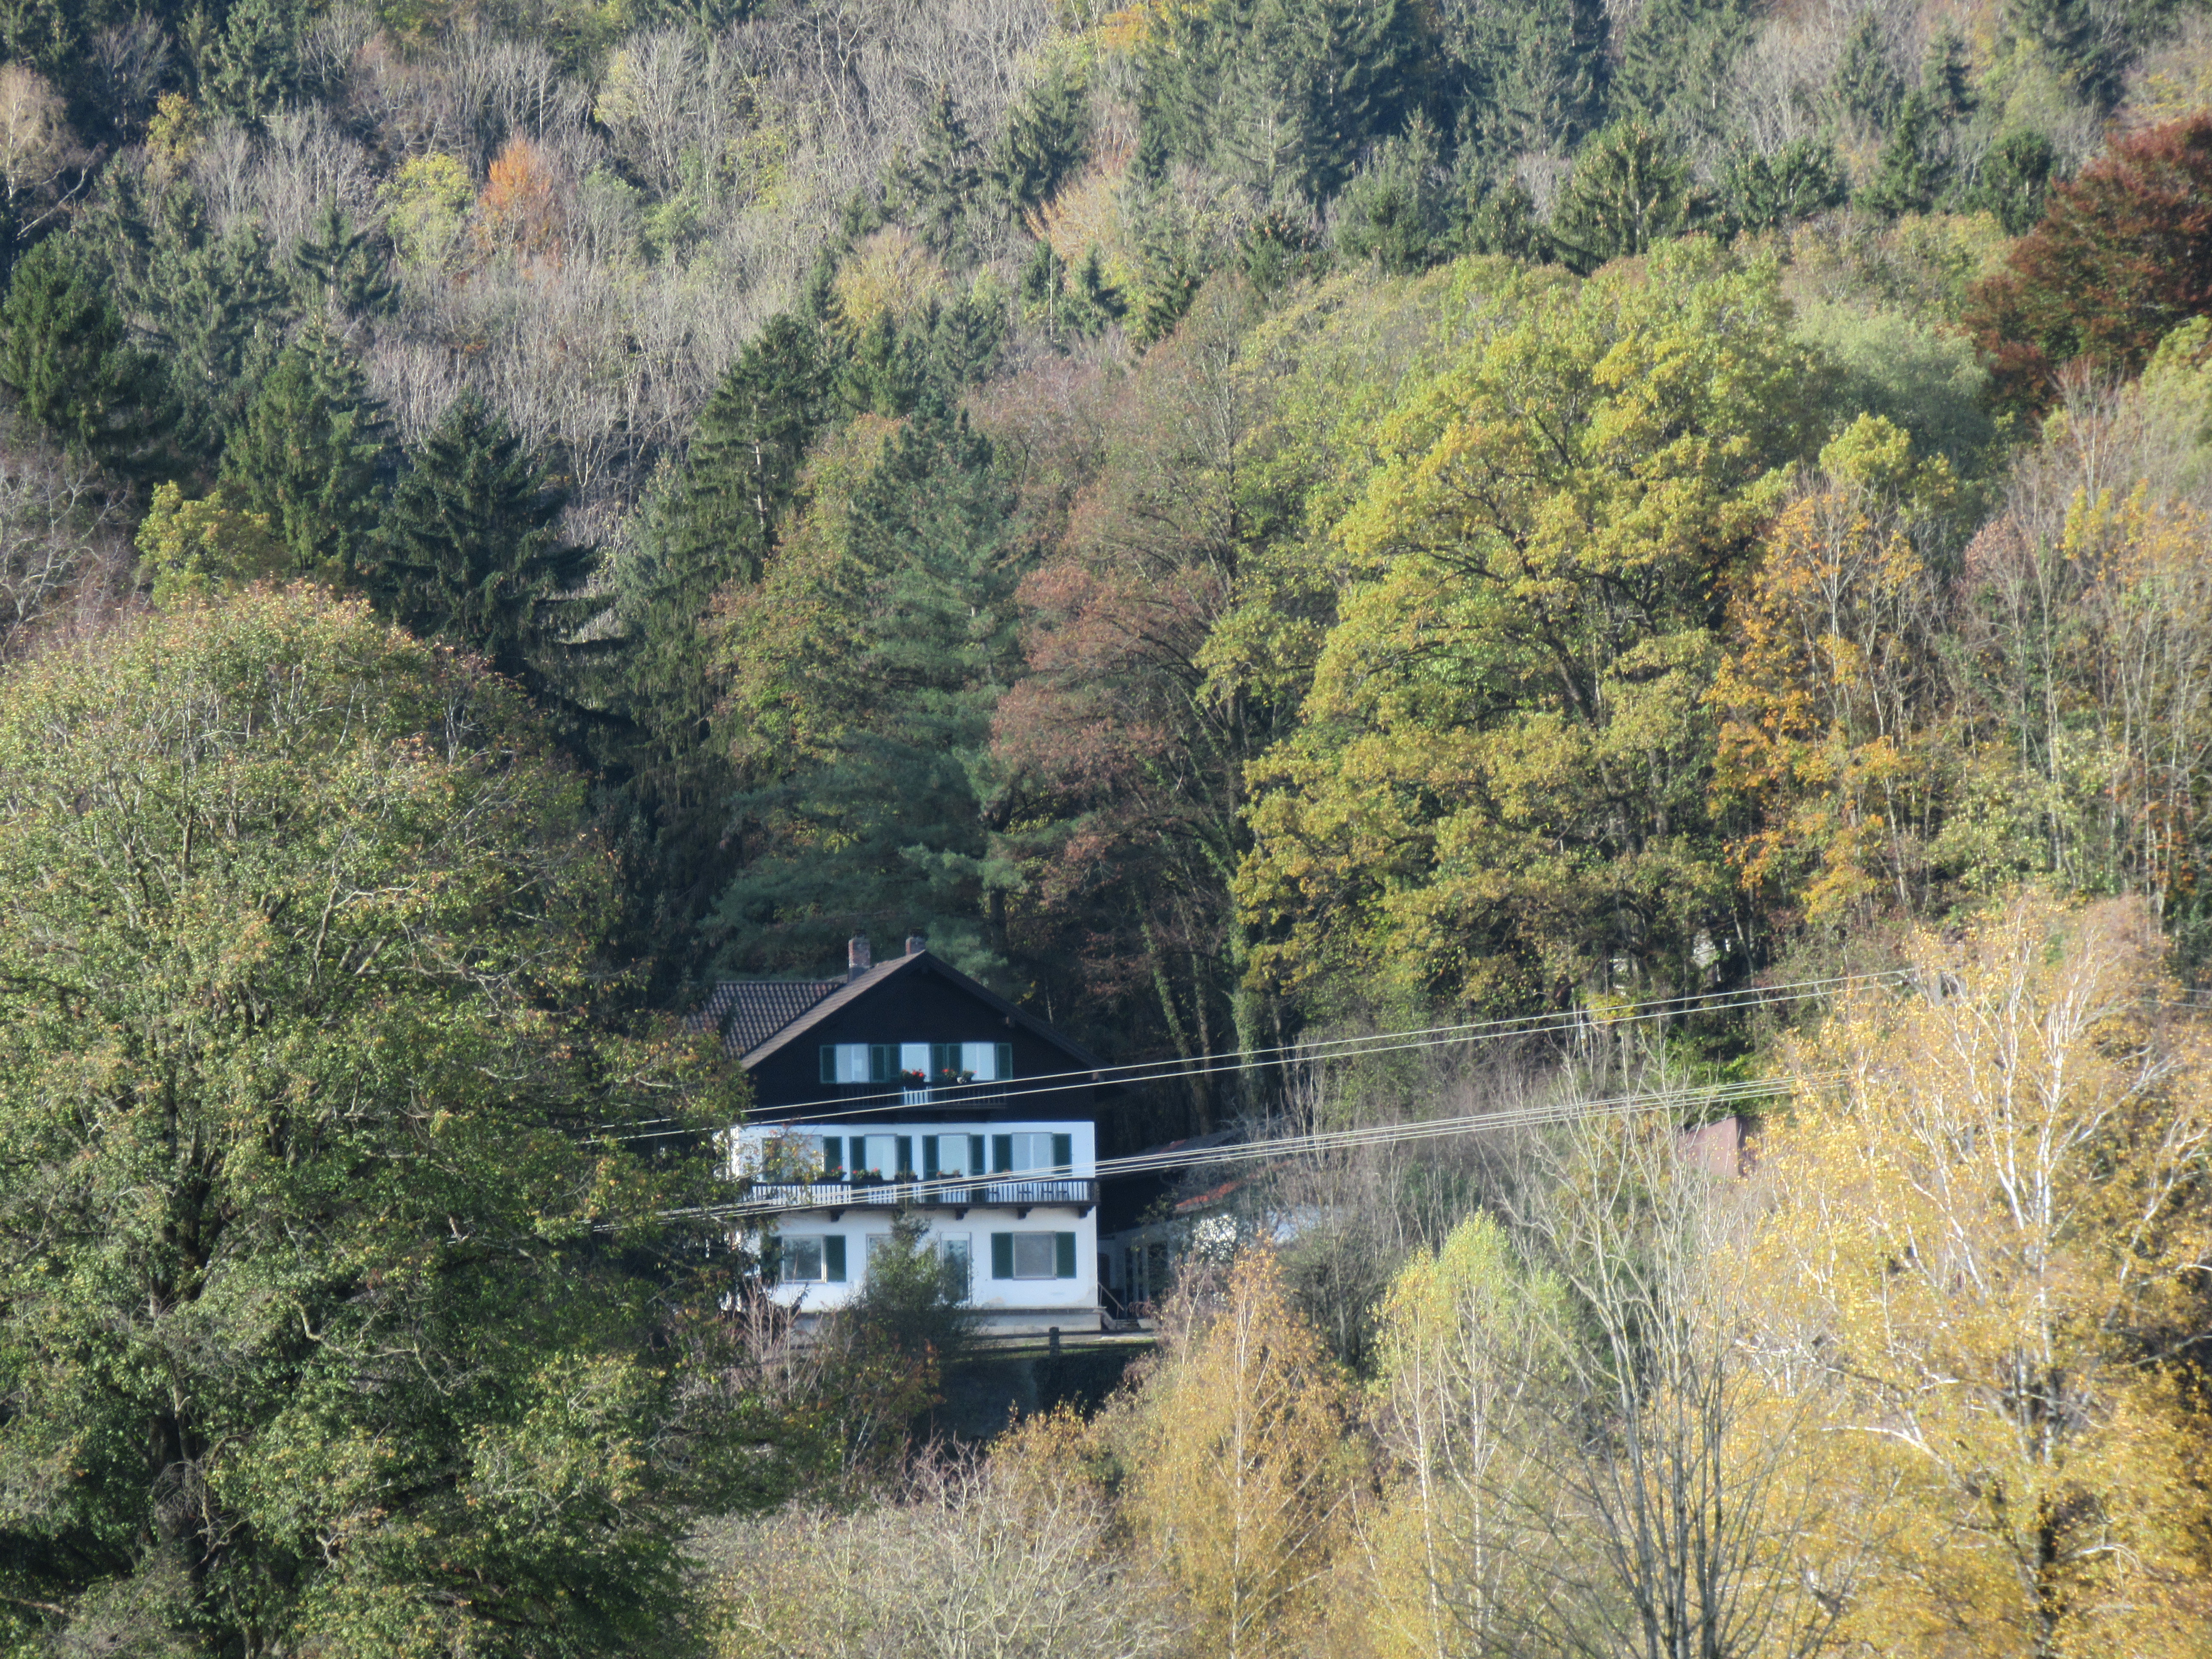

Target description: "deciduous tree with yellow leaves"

left=1753, top=894, right=2212, bottom=1656
left=1129, top=1245, right=1360, bottom=1659
left=1710, top=413, right=1957, bottom=930
left=1238, top=240, right=1826, bottom=1011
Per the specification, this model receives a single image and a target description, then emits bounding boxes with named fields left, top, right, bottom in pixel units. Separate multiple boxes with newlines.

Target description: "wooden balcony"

left=746, top=1176, right=1098, bottom=1219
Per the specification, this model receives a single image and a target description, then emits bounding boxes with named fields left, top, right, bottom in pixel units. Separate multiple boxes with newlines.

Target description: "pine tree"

left=221, top=326, right=391, bottom=582
left=0, top=235, right=147, bottom=466
left=291, top=197, right=396, bottom=317
left=373, top=389, right=592, bottom=683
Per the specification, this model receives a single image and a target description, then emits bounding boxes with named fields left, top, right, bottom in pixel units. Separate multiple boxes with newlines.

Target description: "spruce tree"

left=614, top=312, right=833, bottom=937
left=990, top=64, right=1090, bottom=221
left=1722, top=137, right=1851, bottom=234
left=1857, top=92, right=1949, bottom=218
left=897, top=91, right=982, bottom=256
left=192, top=0, right=311, bottom=125
left=291, top=197, right=396, bottom=317
left=374, top=389, right=592, bottom=683
left=1969, top=129, right=2058, bottom=235
left=1471, top=0, right=1609, bottom=161
left=1831, top=12, right=1904, bottom=130
left=1548, top=121, right=1710, bottom=274
left=0, top=235, right=147, bottom=466
left=221, top=326, right=391, bottom=582
left=2009, top=0, right=2124, bottom=111
left=144, top=206, right=293, bottom=471
left=713, top=403, right=1023, bottom=980
left=1921, top=26, right=1976, bottom=128
left=1337, top=114, right=1450, bottom=273
left=1611, top=0, right=1758, bottom=137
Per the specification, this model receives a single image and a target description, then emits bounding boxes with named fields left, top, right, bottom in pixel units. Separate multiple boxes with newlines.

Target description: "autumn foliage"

left=476, top=135, right=564, bottom=261
left=1967, top=114, right=2212, bottom=411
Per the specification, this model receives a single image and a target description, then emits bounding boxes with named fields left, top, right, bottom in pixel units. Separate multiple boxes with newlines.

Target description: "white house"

left=731, top=1118, right=1100, bottom=1334
left=696, top=934, right=1112, bottom=1337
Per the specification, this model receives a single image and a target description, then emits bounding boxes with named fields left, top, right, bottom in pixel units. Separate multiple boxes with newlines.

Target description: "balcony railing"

left=817, top=1080, right=1017, bottom=1109
left=745, top=1176, right=1098, bottom=1214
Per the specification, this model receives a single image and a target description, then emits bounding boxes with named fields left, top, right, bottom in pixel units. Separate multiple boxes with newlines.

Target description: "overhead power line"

left=596, top=971, right=1907, bottom=1146
left=693, top=1072, right=1816, bottom=1223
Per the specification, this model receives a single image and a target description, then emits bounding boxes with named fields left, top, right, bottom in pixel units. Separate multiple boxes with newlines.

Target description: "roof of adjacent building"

left=695, top=948, right=1109, bottom=1074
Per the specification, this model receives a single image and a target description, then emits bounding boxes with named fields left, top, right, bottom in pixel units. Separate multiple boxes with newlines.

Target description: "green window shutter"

left=996, top=1042, right=1012, bottom=1080
left=970, top=1134, right=986, bottom=1174
left=1052, top=1133, right=1072, bottom=1170
left=822, top=1136, right=842, bottom=1177
left=896, top=1135, right=912, bottom=1176
left=825, top=1236, right=847, bottom=1282
left=870, top=1045, right=893, bottom=1083
left=932, top=1042, right=958, bottom=1076
left=992, top=1134, right=1013, bottom=1173
left=820, top=1046, right=836, bottom=1083
left=991, top=1233, right=1013, bottom=1279
left=761, top=1236, right=782, bottom=1283
left=922, top=1137, right=938, bottom=1178
left=1055, top=1232, right=1077, bottom=1278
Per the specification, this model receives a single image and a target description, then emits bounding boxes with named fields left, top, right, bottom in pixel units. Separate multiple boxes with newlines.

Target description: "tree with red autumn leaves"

left=1967, top=114, right=2212, bottom=412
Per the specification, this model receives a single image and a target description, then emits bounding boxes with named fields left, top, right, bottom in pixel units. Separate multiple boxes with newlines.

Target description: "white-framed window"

left=821, top=1044, right=872, bottom=1083
left=853, top=1134, right=905, bottom=1179
left=960, top=1042, right=1010, bottom=1080
left=931, top=1133, right=978, bottom=1176
left=995, top=1131, right=1069, bottom=1173
left=774, top=1234, right=846, bottom=1284
left=991, top=1231, right=1076, bottom=1280
left=940, top=1234, right=972, bottom=1298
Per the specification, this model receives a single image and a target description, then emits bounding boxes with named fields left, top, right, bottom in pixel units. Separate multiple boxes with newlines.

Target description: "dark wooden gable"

left=726, top=950, right=1103, bottom=1121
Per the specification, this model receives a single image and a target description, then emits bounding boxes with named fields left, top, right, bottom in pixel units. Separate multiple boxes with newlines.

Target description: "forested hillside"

left=9, top=1, right=2212, bottom=1653
left=8, top=0, right=2212, bottom=1107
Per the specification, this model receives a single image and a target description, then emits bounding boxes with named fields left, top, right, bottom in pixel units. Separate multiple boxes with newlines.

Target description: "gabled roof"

left=704, top=949, right=1108, bottom=1074
left=693, top=979, right=844, bottom=1056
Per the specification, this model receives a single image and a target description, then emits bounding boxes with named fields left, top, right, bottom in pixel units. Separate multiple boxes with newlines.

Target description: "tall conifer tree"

left=713, top=403, right=1024, bottom=979
left=612, top=312, right=834, bottom=953
left=375, top=388, right=592, bottom=684
left=0, top=236, right=147, bottom=467
left=142, top=205, right=293, bottom=471
left=221, top=326, right=391, bottom=582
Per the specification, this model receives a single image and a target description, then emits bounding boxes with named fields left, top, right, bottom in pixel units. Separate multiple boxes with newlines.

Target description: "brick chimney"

left=847, top=935, right=872, bottom=981
left=905, top=933, right=926, bottom=956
